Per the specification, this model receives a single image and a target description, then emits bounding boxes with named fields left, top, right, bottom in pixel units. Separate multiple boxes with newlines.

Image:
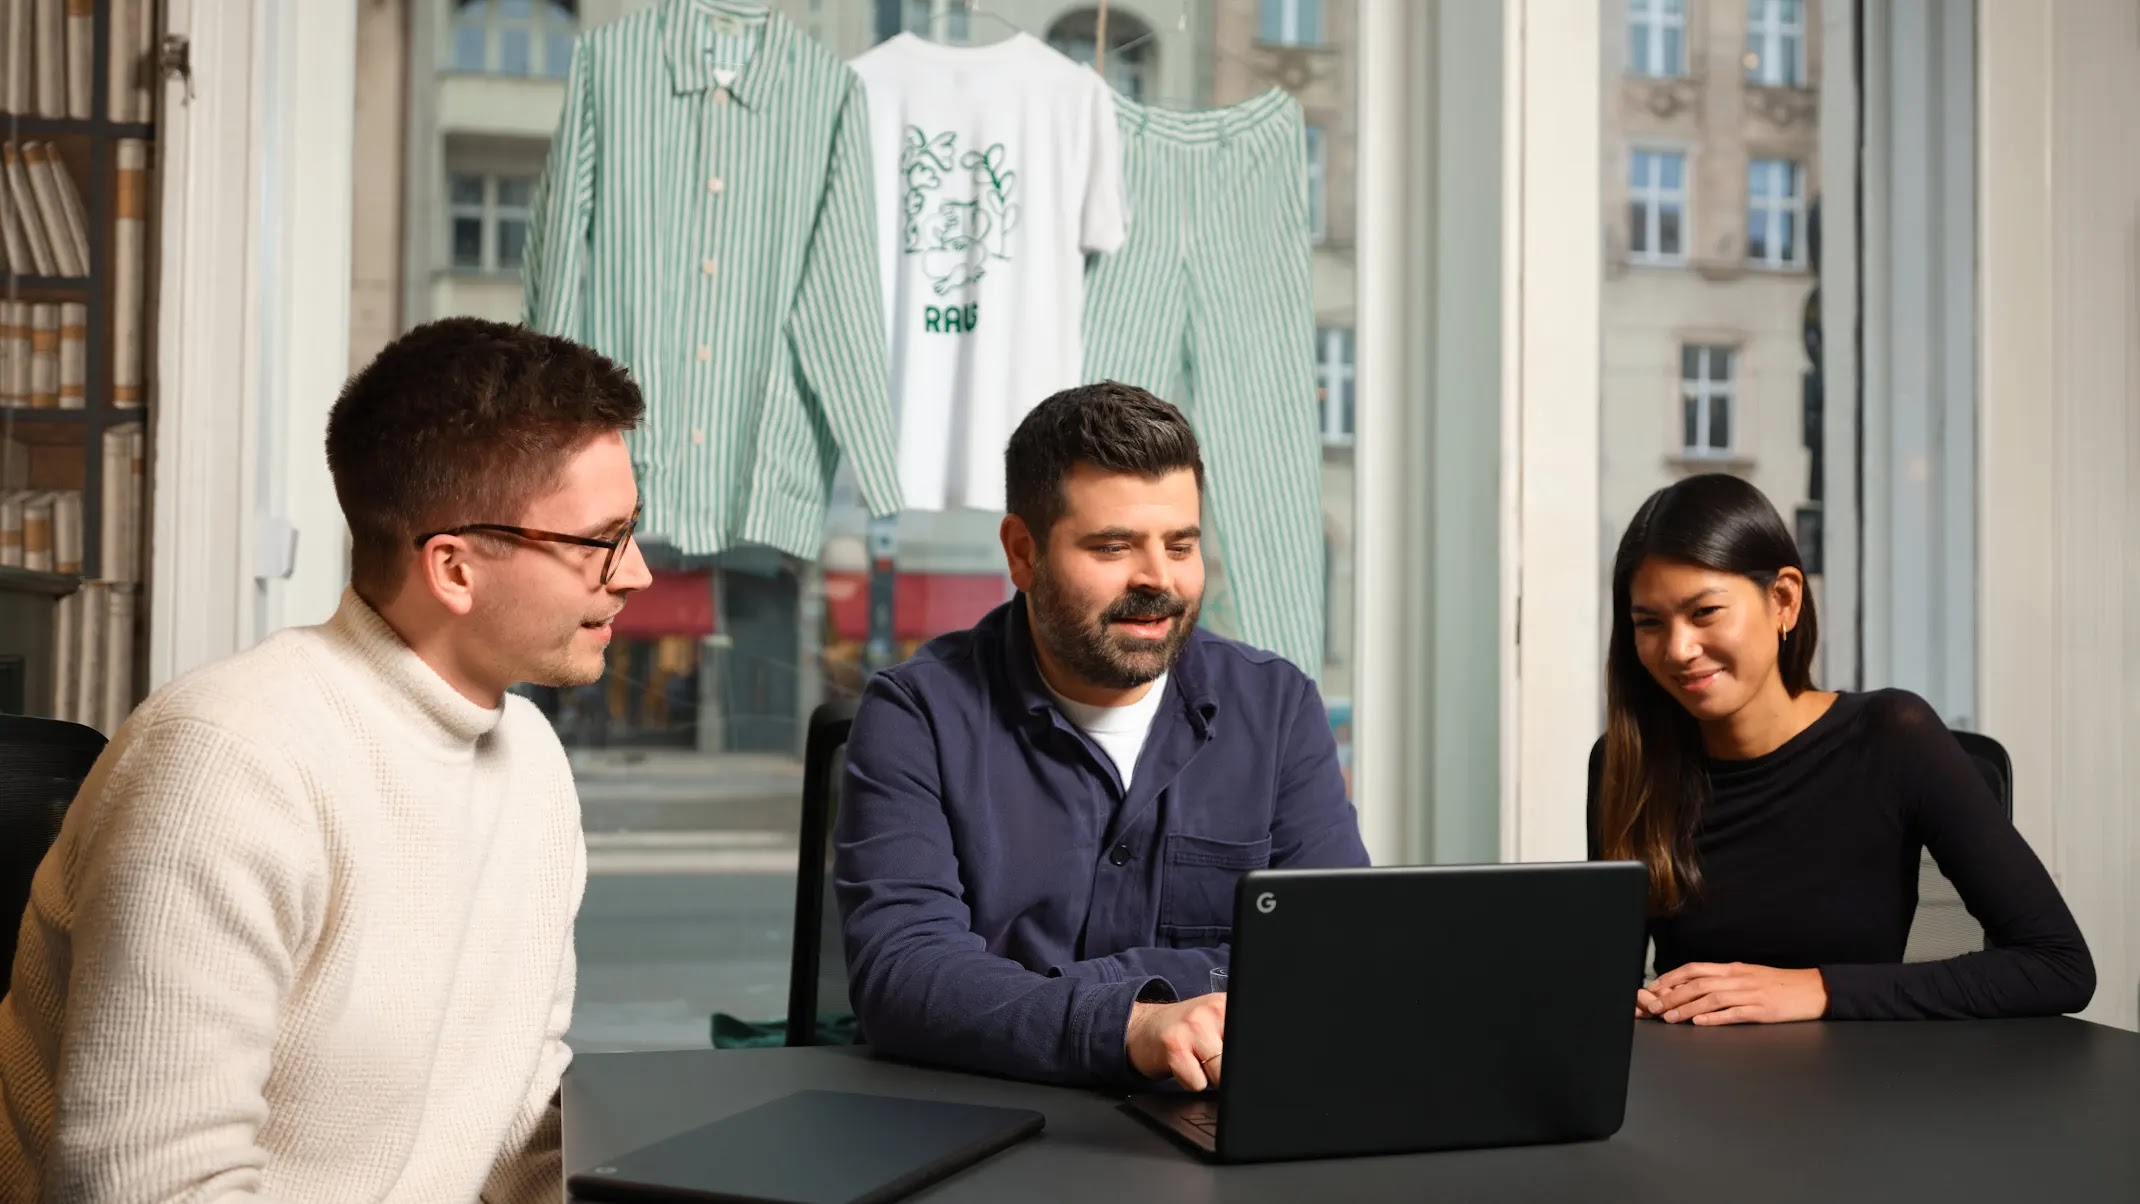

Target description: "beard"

left=1028, top=561, right=1201, bottom=691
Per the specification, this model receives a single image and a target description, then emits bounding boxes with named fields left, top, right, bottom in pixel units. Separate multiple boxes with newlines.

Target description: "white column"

left=1978, top=0, right=2140, bottom=1033
left=148, top=0, right=359, bottom=685
left=255, top=0, right=358, bottom=635
left=149, top=0, right=263, bottom=684
left=1499, top=0, right=1600, bottom=863
left=1353, top=0, right=1413, bottom=864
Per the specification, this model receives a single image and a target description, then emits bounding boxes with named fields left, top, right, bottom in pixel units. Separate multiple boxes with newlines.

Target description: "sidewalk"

left=570, top=748, right=805, bottom=838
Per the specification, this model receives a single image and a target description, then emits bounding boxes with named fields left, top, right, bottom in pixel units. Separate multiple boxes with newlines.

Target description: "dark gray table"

left=565, top=1019, right=2140, bottom=1202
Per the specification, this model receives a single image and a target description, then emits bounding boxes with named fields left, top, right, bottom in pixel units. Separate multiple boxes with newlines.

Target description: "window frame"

left=1260, top=0, right=1324, bottom=49
left=1046, top=8, right=1156, bottom=102
left=445, top=170, right=535, bottom=274
left=1305, top=123, right=1328, bottom=243
left=447, top=0, right=577, bottom=79
left=1746, top=156, right=1806, bottom=268
left=1678, top=343, right=1739, bottom=459
left=1627, top=146, right=1689, bottom=265
left=1317, top=325, right=1356, bottom=446
left=1627, top=0, right=1686, bottom=78
left=1747, top=0, right=1807, bottom=88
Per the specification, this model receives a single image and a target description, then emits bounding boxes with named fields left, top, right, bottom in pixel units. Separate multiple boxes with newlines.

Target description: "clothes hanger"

left=917, top=0, right=1025, bottom=47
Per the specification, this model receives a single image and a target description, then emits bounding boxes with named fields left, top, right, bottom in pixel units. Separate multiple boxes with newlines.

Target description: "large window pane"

left=1601, top=0, right=1981, bottom=766
left=405, top=0, right=1379, bottom=1052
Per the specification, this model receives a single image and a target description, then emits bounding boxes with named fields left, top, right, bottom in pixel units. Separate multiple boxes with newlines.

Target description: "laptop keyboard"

left=1179, top=1103, right=1220, bottom=1135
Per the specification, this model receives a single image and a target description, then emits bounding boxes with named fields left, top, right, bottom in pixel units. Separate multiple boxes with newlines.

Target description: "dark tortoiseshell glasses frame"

left=413, top=501, right=641, bottom=585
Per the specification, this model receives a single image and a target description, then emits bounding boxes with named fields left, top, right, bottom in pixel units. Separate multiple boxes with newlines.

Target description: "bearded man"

left=833, top=381, right=1369, bottom=1089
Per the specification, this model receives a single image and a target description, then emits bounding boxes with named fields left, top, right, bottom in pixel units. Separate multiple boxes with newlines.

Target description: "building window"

left=448, top=172, right=535, bottom=272
left=1747, top=158, right=1804, bottom=267
left=1317, top=325, right=1355, bottom=445
left=451, top=0, right=577, bottom=78
left=1680, top=345, right=1736, bottom=457
left=1305, top=124, right=1327, bottom=243
left=1746, top=0, right=1805, bottom=87
left=1047, top=9, right=1155, bottom=101
left=1260, top=0, right=1323, bottom=47
left=1628, top=0, right=1686, bottom=78
left=1628, top=149, right=1686, bottom=264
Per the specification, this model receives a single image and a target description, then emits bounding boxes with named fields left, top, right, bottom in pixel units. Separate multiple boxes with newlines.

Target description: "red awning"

left=608, top=569, right=1009, bottom=643
left=610, top=569, right=716, bottom=639
left=824, top=571, right=1009, bottom=641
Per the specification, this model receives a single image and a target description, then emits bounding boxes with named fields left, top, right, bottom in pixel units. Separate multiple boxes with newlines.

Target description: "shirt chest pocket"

left=1157, top=832, right=1273, bottom=946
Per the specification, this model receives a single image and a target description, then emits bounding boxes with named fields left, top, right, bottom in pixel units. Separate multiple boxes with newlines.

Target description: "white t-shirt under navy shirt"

left=1042, top=670, right=1169, bottom=793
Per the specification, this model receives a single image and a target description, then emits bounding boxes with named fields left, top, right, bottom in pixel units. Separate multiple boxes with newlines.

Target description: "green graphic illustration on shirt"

left=901, top=126, right=1020, bottom=299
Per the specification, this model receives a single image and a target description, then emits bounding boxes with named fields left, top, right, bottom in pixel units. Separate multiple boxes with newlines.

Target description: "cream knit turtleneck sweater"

left=0, top=590, right=584, bottom=1203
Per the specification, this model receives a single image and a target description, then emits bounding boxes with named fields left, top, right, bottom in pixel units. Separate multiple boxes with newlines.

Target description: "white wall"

left=1979, top=0, right=2140, bottom=1033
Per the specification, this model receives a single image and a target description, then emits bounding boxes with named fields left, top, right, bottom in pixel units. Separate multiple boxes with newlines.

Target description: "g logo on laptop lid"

left=1255, top=891, right=1277, bottom=914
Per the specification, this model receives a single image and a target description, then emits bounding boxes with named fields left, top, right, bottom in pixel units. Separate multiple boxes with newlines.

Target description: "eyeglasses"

left=413, top=501, right=642, bottom=585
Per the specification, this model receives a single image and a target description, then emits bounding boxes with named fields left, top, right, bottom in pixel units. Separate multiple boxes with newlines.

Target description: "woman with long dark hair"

left=1590, top=474, right=2092, bottom=1024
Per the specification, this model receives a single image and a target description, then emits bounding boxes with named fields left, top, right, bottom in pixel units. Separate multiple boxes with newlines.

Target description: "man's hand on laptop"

left=1126, top=994, right=1228, bottom=1091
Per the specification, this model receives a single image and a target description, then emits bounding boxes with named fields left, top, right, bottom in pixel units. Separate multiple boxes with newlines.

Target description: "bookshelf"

left=1, top=0, right=158, bottom=724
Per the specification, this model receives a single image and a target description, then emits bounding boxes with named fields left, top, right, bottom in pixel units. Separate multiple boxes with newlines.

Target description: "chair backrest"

left=1904, top=729, right=2014, bottom=963
left=0, top=715, right=107, bottom=993
left=785, top=697, right=857, bottom=1045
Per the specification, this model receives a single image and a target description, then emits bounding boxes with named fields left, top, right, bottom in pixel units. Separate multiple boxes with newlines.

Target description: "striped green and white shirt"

left=523, top=0, right=902, bottom=558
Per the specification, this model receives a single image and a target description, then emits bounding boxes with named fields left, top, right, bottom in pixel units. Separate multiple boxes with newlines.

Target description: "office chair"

left=785, top=697, right=858, bottom=1046
left=1904, top=729, right=2014, bottom=963
left=0, top=715, right=107, bottom=993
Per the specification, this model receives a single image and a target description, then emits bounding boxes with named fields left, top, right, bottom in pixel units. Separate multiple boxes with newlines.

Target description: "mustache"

left=1103, top=590, right=1188, bottom=625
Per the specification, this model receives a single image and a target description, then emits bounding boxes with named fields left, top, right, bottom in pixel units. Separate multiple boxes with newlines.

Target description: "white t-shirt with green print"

left=853, top=33, right=1127, bottom=512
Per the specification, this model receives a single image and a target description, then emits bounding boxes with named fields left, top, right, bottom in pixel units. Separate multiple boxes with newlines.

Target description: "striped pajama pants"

left=1082, top=88, right=1326, bottom=678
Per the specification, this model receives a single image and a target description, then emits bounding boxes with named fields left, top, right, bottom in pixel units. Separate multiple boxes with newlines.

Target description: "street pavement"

left=566, top=748, right=807, bottom=1051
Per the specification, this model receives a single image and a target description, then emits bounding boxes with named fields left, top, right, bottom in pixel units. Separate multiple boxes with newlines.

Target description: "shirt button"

left=696, top=345, right=711, bottom=362
left=691, top=428, right=706, bottom=445
left=701, top=258, right=718, bottom=276
left=1108, top=844, right=1131, bottom=867
left=707, top=177, right=725, bottom=194
left=714, top=89, right=730, bottom=105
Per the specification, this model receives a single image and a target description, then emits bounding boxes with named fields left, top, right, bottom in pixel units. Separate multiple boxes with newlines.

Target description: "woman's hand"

left=1638, top=963, right=1829, bottom=1025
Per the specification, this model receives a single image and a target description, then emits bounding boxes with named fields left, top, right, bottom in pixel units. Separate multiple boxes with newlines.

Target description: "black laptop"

left=1125, top=861, right=1649, bottom=1163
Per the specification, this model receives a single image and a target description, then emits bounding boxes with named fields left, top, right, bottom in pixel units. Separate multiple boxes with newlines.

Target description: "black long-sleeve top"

left=1587, top=689, right=2094, bottom=1019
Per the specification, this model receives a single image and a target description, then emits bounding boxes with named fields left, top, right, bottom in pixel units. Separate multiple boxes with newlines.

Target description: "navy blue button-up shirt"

left=833, top=598, right=1370, bottom=1086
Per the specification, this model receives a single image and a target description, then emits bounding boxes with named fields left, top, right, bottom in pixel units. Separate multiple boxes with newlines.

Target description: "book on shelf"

left=64, top=0, right=90, bottom=119
left=32, top=0, right=62, bottom=118
left=23, top=141, right=86, bottom=276
left=2, top=141, right=59, bottom=277
left=72, top=577, right=104, bottom=726
left=114, top=137, right=148, bottom=407
left=100, top=420, right=142, bottom=582
left=57, top=298, right=82, bottom=407
left=107, top=0, right=150, bottom=123
left=3, top=0, right=32, bottom=116
left=20, top=488, right=52, bottom=572
left=1, top=300, right=27, bottom=407
left=0, top=178, right=29, bottom=275
left=100, top=580, right=136, bottom=732
left=28, top=300, right=55, bottom=408
left=51, top=485, right=79, bottom=573
left=53, top=583, right=79, bottom=720
left=34, top=141, right=92, bottom=271
left=0, top=489, right=24, bottom=566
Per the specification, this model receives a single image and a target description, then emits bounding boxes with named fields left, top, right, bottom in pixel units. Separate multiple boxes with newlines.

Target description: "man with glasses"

left=0, top=318, right=647, bottom=1202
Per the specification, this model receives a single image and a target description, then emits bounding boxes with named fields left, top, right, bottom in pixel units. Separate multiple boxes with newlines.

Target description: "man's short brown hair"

left=326, top=318, right=644, bottom=595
